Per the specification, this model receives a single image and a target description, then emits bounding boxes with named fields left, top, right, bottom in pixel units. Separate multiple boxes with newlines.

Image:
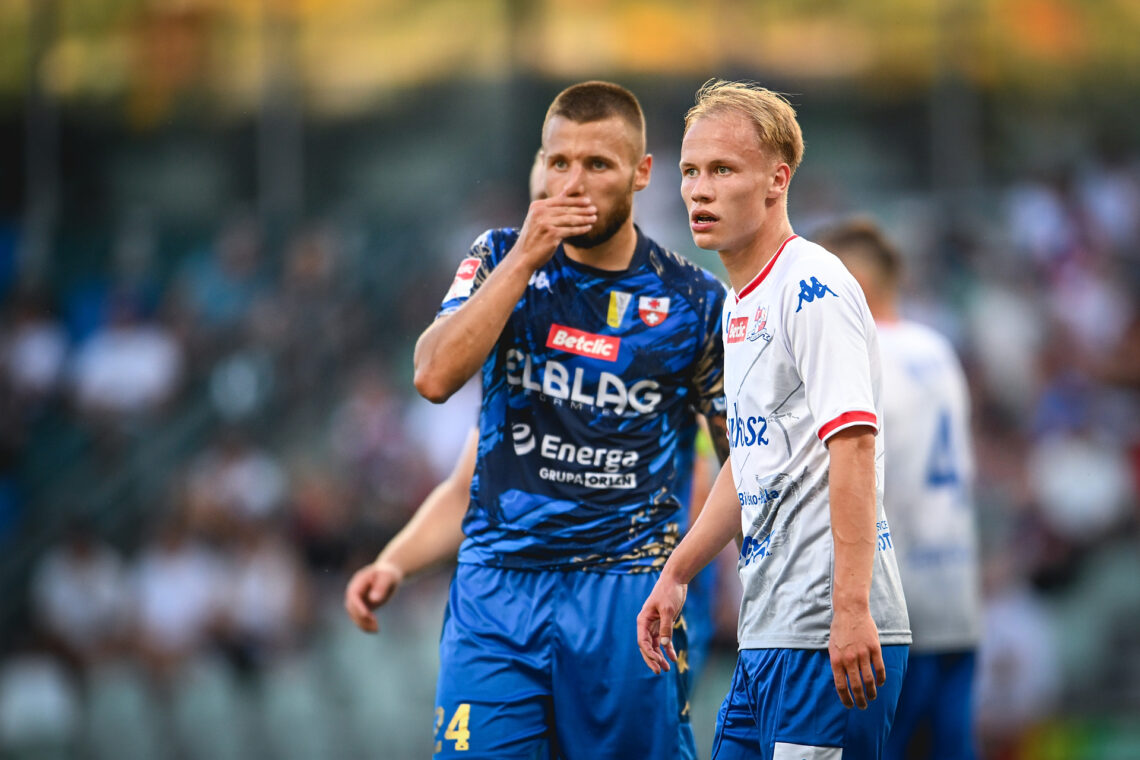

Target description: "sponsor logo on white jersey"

left=726, top=315, right=748, bottom=343
left=728, top=403, right=770, bottom=448
left=638, top=296, right=670, bottom=326
left=505, top=349, right=662, bottom=415
left=546, top=324, right=620, bottom=361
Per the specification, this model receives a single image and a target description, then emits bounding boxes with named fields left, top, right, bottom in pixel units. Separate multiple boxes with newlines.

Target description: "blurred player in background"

left=638, top=79, right=911, bottom=759
left=359, top=81, right=730, bottom=759
left=819, top=219, right=980, bottom=760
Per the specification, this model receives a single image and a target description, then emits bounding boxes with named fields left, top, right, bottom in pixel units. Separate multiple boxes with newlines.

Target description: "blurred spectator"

left=247, top=224, right=366, bottom=402
left=218, top=521, right=312, bottom=673
left=185, top=429, right=288, bottom=530
left=1027, top=430, right=1132, bottom=542
left=974, top=559, right=1061, bottom=757
left=2, top=290, right=68, bottom=407
left=287, top=467, right=356, bottom=577
left=69, top=293, right=183, bottom=422
left=129, top=514, right=225, bottom=680
left=171, top=214, right=267, bottom=364
left=30, top=521, right=129, bottom=670
left=330, top=360, right=435, bottom=509
left=0, top=642, right=80, bottom=757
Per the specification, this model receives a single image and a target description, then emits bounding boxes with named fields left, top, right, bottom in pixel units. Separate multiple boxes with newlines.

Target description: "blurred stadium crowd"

left=1, top=112, right=1140, bottom=760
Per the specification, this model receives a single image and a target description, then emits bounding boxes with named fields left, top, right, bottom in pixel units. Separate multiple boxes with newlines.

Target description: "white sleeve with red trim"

left=782, top=255, right=879, bottom=442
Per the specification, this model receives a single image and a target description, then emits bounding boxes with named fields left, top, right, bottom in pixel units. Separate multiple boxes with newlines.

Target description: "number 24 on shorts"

left=434, top=703, right=471, bottom=752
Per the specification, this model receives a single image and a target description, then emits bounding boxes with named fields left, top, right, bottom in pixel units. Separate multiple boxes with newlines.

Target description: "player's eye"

left=682, top=167, right=697, bottom=178
left=715, top=165, right=731, bottom=175
left=591, top=159, right=609, bottom=170
left=552, top=159, right=568, bottom=170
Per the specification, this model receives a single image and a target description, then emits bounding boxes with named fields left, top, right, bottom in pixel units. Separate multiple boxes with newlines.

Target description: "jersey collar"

left=556, top=224, right=650, bottom=278
left=735, top=234, right=798, bottom=302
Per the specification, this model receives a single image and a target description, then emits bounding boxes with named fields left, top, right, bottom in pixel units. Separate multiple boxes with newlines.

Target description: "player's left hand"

left=636, top=576, right=687, bottom=675
left=828, top=608, right=886, bottom=709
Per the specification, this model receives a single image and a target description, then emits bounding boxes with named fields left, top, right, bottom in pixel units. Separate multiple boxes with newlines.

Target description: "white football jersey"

left=877, top=320, right=980, bottom=651
left=723, top=235, right=910, bottom=650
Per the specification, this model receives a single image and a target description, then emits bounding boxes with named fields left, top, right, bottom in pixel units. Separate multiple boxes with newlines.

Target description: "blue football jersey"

left=437, top=227, right=727, bottom=572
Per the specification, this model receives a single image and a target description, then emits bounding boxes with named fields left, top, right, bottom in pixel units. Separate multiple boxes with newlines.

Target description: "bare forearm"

left=413, top=255, right=534, bottom=402
left=827, top=429, right=877, bottom=613
left=662, top=461, right=740, bottom=584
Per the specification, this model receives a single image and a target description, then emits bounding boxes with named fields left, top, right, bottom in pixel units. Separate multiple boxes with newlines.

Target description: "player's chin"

left=689, top=230, right=720, bottom=251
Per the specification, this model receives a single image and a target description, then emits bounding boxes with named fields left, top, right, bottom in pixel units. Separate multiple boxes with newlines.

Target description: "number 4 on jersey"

left=434, top=703, right=472, bottom=752
left=925, top=409, right=959, bottom=487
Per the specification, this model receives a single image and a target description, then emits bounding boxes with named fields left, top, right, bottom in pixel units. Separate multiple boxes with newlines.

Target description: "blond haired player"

left=638, top=80, right=911, bottom=759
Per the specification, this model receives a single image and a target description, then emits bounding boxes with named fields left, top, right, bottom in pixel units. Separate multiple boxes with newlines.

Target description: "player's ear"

left=633, top=153, right=653, bottom=192
left=767, top=163, right=791, bottom=200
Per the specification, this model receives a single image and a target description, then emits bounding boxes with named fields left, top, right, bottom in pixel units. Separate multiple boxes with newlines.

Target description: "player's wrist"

left=659, top=561, right=692, bottom=588
left=372, top=556, right=406, bottom=586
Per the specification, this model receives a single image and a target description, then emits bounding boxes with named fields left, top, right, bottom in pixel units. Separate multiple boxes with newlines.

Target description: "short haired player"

left=819, top=219, right=980, bottom=760
left=638, top=80, right=912, bottom=759
left=345, top=151, right=724, bottom=691
left=396, top=81, right=730, bottom=759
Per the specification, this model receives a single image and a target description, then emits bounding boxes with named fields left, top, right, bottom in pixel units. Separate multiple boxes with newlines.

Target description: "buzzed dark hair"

left=542, top=81, right=646, bottom=157
left=815, top=217, right=903, bottom=287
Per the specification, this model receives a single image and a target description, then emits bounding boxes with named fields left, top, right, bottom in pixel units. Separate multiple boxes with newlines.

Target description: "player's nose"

left=687, top=172, right=713, bottom=203
left=564, top=164, right=586, bottom=196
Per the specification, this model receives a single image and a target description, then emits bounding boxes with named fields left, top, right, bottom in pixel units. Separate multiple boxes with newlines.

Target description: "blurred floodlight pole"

left=22, top=0, right=60, bottom=286
left=258, top=0, right=304, bottom=247
left=931, top=0, right=983, bottom=228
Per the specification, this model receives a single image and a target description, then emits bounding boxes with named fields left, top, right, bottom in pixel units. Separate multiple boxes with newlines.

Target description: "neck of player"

left=719, top=212, right=795, bottom=294
left=562, top=218, right=638, bottom=271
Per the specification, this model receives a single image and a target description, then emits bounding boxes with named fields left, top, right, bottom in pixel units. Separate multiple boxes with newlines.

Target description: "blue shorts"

left=434, top=564, right=696, bottom=760
left=711, top=646, right=909, bottom=760
left=884, top=650, right=977, bottom=760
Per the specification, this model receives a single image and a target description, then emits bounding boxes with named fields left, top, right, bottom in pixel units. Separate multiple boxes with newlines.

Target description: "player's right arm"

left=344, top=428, right=478, bottom=633
left=412, top=189, right=597, bottom=403
left=637, top=459, right=740, bottom=673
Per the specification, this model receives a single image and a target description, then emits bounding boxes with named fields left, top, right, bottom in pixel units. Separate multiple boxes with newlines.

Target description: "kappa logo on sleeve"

left=794, top=277, right=837, bottom=313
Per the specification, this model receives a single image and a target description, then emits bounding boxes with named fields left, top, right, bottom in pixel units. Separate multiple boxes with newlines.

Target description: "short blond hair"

left=684, top=79, right=804, bottom=175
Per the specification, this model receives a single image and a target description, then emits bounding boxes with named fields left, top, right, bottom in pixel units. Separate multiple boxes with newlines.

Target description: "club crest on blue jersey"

left=638, top=296, right=670, bottom=326
left=794, top=277, right=837, bottom=313
left=747, top=305, right=771, bottom=342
